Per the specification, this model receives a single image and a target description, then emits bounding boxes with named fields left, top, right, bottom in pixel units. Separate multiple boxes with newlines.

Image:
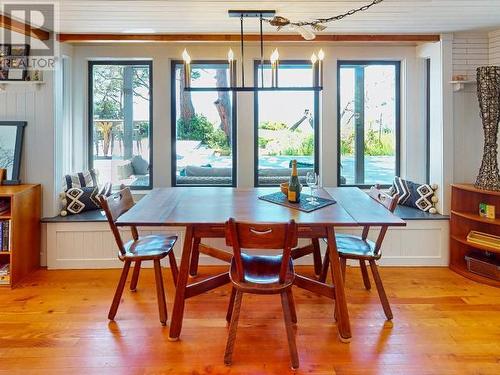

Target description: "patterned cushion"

left=61, top=183, right=112, bottom=215
left=389, top=177, right=438, bottom=213
left=63, top=169, right=98, bottom=191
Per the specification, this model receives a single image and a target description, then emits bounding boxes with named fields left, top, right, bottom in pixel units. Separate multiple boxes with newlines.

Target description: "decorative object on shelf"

left=0, top=121, right=27, bottom=185
left=181, top=10, right=324, bottom=92
left=467, top=230, right=500, bottom=251
left=475, top=66, right=500, bottom=191
left=27, top=70, right=43, bottom=82
left=0, top=169, right=5, bottom=185
left=388, top=177, right=438, bottom=213
left=479, top=203, right=496, bottom=219
left=60, top=169, right=112, bottom=216
left=266, top=0, right=384, bottom=40
left=465, top=252, right=500, bottom=281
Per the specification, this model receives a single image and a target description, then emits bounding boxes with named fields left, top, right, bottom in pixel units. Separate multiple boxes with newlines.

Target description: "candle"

left=227, top=48, right=236, bottom=87
left=311, top=53, right=318, bottom=87
left=182, top=49, right=191, bottom=88
left=270, top=48, right=280, bottom=87
left=317, top=49, right=324, bottom=87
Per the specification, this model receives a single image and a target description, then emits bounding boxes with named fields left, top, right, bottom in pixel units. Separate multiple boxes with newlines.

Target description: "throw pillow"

left=63, top=169, right=98, bottom=191
left=389, top=177, right=438, bottom=213
left=60, top=182, right=112, bottom=216
left=131, top=155, right=149, bottom=175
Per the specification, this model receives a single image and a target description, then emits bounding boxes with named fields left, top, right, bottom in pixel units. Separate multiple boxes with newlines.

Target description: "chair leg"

left=189, top=237, right=201, bottom=277
left=153, top=259, right=168, bottom=326
left=369, top=260, right=393, bottom=320
left=286, top=288, right=298, bottom=324
left=108, top=260, right=131, bottom=320
left=130, top=260, right=141, bottom=291
left=359, top=260, right=371, bottom=290
left=311, top=238, right=322, bottom=276
left=280, top=291, right=300, bottom=370
left=340, top=257, right=347, bottom=283
left=168, top=251, right=179, bottom=285
left=226, top=287, right=236, bottom=323
left=224, top=290, right=243, bottom=366
left=319, top=248, right=329, bottom=283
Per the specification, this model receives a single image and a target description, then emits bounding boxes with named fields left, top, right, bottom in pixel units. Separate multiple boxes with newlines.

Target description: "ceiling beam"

left=0, top=13, right=50, bottom=41
left=58, top=33, right=440, bottom=43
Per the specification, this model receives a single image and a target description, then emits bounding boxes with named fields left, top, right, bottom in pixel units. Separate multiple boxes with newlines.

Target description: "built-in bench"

left=42, top=205, right=449, bottom=269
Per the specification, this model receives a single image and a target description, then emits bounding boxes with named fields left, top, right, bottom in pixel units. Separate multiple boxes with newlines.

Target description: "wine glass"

left=306, top=172, right=319, bottom=205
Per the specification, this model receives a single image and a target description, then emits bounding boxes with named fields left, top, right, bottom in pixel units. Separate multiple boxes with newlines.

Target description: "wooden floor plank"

left=0, top=266, right=499, bottom=374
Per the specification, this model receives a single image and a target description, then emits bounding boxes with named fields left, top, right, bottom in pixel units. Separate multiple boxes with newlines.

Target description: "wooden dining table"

left=116, top=187, right=406, bottom=342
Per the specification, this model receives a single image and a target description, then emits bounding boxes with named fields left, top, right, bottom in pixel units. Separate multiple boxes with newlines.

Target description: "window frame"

left=88, top=60, right=154, bottom=190
left=170, top=60, right=237, bottom=187
left=253, top=60, right=320, bottom=187
left=336, top=60, right=401, bottom=189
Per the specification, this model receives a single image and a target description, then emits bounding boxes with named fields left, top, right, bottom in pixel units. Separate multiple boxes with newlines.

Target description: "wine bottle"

left=288, top=160, right=301, bottom=203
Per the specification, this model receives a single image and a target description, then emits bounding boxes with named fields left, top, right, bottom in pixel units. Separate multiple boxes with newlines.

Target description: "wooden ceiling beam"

left=0, top=14, right=50, bottom=41
left=58, top=33, right=440, bottom=43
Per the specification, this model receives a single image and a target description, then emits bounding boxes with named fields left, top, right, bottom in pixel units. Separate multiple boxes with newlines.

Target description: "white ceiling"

left=49, top=0, right=500, bottom=34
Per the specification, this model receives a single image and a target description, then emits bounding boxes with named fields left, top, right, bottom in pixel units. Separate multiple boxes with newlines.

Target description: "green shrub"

left=177, top=114, right=231, bottom=155
left=177, top=114, right=214, bottom=144
left=260, top=121, right=288, bottom=131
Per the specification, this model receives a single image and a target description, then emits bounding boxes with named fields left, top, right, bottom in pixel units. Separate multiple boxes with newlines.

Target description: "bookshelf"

left=450, top=184, right=500, bottom=287
left=0, top=185, right=41, bottom=287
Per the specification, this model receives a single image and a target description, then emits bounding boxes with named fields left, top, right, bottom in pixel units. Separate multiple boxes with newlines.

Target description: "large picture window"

left=88, top=61, right=152, bottom=189
left=338, top=61, right=400, bottom=187
left=171, top=61, right=236, bottom=186
left=254, top=61, right=319, bottom=186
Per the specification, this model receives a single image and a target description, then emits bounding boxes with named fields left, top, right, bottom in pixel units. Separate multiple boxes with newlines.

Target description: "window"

left=171, top=61, right=236, bottom=186
left=254, top=61, right=319, bottom=186
left=338, top=61, right=400, bottom=187
left=88, top=61, right=152, bottom=189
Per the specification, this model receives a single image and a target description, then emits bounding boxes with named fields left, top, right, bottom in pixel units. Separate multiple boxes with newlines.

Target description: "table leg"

left=326, top=226, right=351, bottom=342
left=169, top=224, right=194, bottom=341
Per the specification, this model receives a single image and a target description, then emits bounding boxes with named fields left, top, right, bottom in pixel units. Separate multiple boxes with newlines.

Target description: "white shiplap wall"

left=452, top=32, right=489, bottom=80
left=0, top=76, right=56, bottom=217
left=489, top=29, right=500, bottom=65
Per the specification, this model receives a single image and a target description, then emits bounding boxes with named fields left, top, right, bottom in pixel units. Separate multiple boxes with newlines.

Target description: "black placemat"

left=259, top=192, right=336, bottom=213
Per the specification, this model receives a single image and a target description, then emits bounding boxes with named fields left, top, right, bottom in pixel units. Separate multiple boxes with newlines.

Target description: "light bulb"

left=311, top=53, right=318, bottom=64
left=228, top=48, right=234, bottom=62
left=318, top=49, right=325, bottom=61
left=270, top=48, right=279, bottom=64
left=182, top=49, right=191, bottom=64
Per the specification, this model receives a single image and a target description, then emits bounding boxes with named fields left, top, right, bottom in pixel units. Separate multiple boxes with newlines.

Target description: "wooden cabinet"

left=450, top=184, right=500, bottom=287
left=0, top=184, right=41, bottom=287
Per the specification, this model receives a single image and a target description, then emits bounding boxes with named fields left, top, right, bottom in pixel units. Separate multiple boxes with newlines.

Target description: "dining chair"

left=224, top=218, right=300, bottom=369
left=99, top=187, right=179, bottom=326
left=319, top=185, right=399, bottom=320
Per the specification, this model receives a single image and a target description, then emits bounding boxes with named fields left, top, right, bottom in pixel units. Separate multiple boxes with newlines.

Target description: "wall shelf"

left=0, top=81, right=45, bottom=91
left=450, top=184, right=500, bottom=287
left=449, top=80, right=475, bottom=92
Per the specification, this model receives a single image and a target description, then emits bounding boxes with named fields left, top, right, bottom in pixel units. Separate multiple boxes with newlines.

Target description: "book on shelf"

left=0, top=220, right=10, bottom=251
left=0, top=263, right=10, bottom=284
left=0, top=199, right=9, bottom=215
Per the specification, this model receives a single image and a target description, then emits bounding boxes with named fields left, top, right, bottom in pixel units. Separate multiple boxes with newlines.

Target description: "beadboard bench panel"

left=44, top=220, right=449, bottom=269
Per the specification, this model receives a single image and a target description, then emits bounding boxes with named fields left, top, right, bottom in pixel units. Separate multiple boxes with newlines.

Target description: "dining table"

left=116, top=187, right=406, bottom=342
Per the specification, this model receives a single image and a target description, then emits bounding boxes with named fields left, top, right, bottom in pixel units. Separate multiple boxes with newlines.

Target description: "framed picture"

left=0, top=45, right=10, bottom=81
left=0, top=121, right=27, bottom=185
left=10, top=44, right=29, bottom=57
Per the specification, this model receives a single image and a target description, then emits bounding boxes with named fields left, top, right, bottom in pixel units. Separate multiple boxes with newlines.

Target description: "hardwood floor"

left=0, top=266, right=499, bottom=374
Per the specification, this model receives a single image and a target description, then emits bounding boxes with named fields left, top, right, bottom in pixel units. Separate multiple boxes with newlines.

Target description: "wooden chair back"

left=99, top=187, right=139, bottom=255
left=361, top=185, right=399, bottom=255
left=225, top=218, right=298, bottom=284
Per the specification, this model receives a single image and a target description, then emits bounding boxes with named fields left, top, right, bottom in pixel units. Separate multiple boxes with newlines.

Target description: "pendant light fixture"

left=182, top=10, right=324, bottom=92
